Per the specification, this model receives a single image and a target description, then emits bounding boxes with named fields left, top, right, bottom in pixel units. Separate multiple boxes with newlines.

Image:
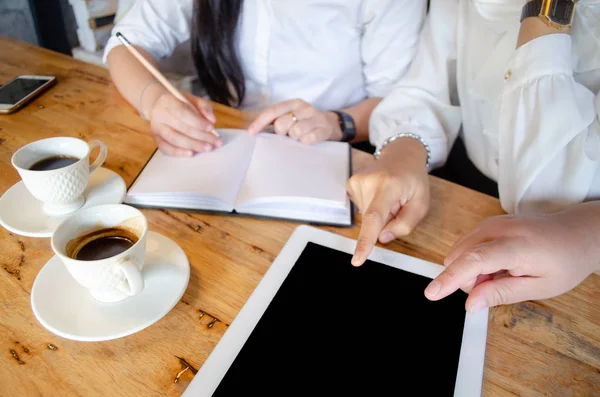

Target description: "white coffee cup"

left=11, top=137, right=107, bottom=216
left=51, top=204, right=147, bottom=303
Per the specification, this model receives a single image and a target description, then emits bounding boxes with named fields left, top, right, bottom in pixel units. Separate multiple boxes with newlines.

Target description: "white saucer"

left=31, top=231, right=190, bottom=342
left=0, top=167, right=126, bottom=238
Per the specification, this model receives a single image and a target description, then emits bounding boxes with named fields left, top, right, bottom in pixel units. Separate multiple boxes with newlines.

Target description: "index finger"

left=247, top=99, right=303, bottom=135
left=425, top=239, right=520, bottom=301
left=351, top=188, right=397, bottom=267
left=184, top=93, right=216, bottom=123
left=177, top=103, right=215, bottom=133
left=167, top=104, right=222, bottom=146
left=444, top=216, right=515, bottom=266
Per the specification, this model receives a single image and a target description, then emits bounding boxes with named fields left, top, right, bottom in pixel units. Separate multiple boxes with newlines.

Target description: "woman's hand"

left=149, top=91, right=222, bottom=157
left=347, top=138, right=430, bottom=266
left=247, top=99, right=343, bottom=144
left=425, top=202, right=600, bottom=312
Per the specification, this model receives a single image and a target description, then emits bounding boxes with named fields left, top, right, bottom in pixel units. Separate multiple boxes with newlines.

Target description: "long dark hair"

left=192, top=0, right=245, bottom=107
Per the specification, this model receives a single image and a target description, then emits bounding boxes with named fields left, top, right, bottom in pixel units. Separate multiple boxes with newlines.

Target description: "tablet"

left=183, top=225, right=488, bottom=397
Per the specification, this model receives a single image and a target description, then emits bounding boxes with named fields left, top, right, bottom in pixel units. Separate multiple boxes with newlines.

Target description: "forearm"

left=497, top=76, right=598, bottom=214
left=326, top=97, right=382, bottom=143
left=499, top=14, right=598, bottom=213
left=554, top=201, right=600, bottom=273
left=106, top=46, right=167, bottom=118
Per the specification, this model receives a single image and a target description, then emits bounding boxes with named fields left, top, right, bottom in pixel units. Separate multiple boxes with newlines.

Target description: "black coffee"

left=67, top=227, right=139, bottom=261
left=29, top=155, right=79, bottom=171
left=75, top=236, right=134, bottom=261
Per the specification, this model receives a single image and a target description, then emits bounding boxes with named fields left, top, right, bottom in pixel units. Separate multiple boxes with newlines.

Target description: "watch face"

left=335, top=111, right=356, bottom=142
left=548, top=0, right=575, bottom=25
left=342, top=118, right=355, bottom=130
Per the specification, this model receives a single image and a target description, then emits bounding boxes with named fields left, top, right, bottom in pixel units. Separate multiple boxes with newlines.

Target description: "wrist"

left=378, top=137, right=429, bottom=171
left=518, top=17, right=570, bottom=47
left=325, top=111, right=344, bottom=141
left=518, top=0, right=574, bottom=47
left=552, top=201, right=600, bottom=274
left=375, top=133, right=431, bottom=171
left=140, top=83, right=168, bottom=120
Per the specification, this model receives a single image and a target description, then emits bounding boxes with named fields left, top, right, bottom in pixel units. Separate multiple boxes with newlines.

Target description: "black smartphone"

left=0, top=75, right=57, bottom=115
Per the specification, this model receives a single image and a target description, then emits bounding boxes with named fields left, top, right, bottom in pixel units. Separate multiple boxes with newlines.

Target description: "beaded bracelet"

left=373, top=132, right=431, bottom=170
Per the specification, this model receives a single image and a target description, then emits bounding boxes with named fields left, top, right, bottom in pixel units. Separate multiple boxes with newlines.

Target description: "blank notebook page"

left=127, top=130, right=255, bottom=207
left=235, top=133, right=349, bottom=207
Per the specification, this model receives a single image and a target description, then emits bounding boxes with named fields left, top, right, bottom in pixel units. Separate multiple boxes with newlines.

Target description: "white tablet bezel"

left=183, top=225, right=488, bottom=397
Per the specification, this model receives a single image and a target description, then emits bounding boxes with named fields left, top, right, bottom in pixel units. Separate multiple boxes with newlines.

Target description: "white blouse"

left=103, top=0, right=426, bottom=113
left=370, top=0, right=600, bottom=214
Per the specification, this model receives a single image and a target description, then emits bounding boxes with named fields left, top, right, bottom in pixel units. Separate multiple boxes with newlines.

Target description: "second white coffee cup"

left=51, top=204, right=147, bottom=303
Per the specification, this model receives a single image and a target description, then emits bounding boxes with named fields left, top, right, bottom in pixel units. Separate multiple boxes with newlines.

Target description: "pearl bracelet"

left=373, top=132, right=431, bottom=170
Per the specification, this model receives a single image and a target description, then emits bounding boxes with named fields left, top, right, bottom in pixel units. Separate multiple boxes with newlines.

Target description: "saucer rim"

left=0, top=167, right=126, bottom=238
left=30, top=231, right=191, bottom=342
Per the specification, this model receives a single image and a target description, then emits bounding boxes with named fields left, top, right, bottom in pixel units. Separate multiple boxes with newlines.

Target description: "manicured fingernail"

left=379, top=232, right=395, bottom=244
left=424, top=280, right=441, bottom=298
left=468, top=300, right=487, bottom=313
left=204, top=144, right=213, bottom=152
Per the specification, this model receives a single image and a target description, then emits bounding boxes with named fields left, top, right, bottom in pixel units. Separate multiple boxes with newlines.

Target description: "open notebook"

left=125, top=129, right=353, bottom=227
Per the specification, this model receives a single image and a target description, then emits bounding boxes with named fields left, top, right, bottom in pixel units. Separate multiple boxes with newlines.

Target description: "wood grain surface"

left=0, top=36, right=598, bottom=396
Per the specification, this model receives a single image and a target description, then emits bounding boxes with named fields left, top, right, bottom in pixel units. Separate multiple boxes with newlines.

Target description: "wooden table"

left=1, top=36, right=599, bottom=396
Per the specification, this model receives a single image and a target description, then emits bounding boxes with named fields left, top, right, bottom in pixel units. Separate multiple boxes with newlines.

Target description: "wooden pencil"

left=116, top=32, right=220, bottom=138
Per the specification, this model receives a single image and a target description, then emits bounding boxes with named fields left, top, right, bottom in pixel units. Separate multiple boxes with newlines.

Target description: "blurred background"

left=0, top=0, right=196, bottom=89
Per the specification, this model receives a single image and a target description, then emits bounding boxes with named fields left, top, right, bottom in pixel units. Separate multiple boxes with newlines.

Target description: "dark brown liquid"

left=29, top=155, right=80, bottom=171
left=67, top=227, right=139, bottom=261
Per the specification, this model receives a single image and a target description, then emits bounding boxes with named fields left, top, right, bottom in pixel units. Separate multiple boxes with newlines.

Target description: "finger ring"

left=290, top=112, right=298, bottom=123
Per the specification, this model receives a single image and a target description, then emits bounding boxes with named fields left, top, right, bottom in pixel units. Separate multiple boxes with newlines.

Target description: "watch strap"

left=332, top=110, right=356, bottom=143
left=521, top=0, right=543, bottom=23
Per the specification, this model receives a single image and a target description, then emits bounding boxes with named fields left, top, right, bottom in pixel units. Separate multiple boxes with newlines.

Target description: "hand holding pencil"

left=116, top=32, right=222, bottom=157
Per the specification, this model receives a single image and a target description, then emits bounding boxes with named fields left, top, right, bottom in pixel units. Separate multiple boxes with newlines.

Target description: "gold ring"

left=290, top=112, right=298, bottom=123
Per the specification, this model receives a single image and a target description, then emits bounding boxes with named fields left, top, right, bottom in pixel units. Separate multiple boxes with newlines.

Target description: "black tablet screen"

left=213, top=243, right=467, bottom=396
